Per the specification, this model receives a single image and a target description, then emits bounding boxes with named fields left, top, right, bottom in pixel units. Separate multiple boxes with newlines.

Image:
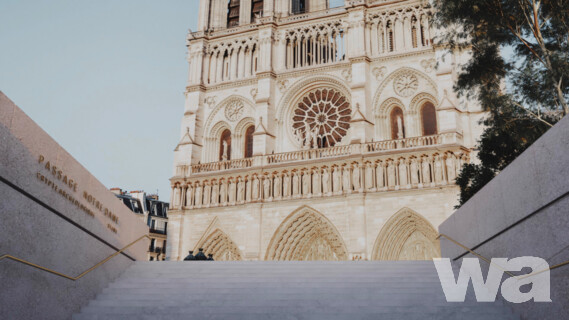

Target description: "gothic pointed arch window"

left=251, top=0, right=263, bottom=21
left=292, top=0, right=306, bottom=14
left=387, top=21, right=395, bottom=52
left=411, top=16, right=418, bottom=48
left=227, top=0, right=240, bottom=28
left=244, top=125, right=255, bottom=158
left=219, top=129, right=232, bottom=161
left=421, top=102, right=437, bottom=136
left=390, top=107, right=405, bottom=139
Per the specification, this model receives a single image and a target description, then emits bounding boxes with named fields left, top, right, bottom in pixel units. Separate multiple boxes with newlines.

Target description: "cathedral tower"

left=168, top=0, right=483, bottom=261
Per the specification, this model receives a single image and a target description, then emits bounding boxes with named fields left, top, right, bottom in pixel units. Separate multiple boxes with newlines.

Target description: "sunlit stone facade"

left=167, top=0, right=484, bottom=261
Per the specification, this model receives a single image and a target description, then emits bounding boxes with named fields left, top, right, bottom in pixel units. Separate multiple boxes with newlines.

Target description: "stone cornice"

left=275, top=62, right=351, bottom=80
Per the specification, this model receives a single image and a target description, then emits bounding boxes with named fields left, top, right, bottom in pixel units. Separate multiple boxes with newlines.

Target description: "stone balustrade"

left=184, top=132, right=462, bottom=176
left=170, top=135, right=468, bottom=210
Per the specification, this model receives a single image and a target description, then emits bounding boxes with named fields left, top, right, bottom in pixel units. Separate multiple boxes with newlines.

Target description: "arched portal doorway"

left=265, top=206, right=348, bottom=261
left=372, top=208, right=440, bottom=260
left=195, top=228, right=243, bottom=261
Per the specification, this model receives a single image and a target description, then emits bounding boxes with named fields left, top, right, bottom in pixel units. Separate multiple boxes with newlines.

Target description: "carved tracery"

left=292, top=88, right=351, bottom=148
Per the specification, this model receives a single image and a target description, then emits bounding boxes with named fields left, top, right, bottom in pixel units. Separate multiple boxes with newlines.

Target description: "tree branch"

left=511, top=101, right=554, bottom=127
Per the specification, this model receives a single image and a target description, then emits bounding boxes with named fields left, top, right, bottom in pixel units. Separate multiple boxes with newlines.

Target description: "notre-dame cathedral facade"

left=166, top=0, right=484, bottom=262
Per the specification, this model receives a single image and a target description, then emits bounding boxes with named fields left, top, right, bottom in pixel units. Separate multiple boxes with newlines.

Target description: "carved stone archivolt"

left=265, top=206, right=348, bottom=261
left=197, top=228, right=243, bottom=261
left=371, top=208, right=440, bottom=261
left=291, top=88, right=351, bottom=148
left=372, top=67, right=438, bottom=113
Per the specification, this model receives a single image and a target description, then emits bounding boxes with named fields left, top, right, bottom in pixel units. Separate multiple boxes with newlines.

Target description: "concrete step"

left=73, top=312, right=520, bottom=320
left=97, top=287, right=454, bottom=296
left=77, top=305, right=515, bottom=315
left=73, top=261, right=519, bottom=320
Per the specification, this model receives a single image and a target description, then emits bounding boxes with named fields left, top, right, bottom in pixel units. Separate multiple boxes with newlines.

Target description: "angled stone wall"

left=439, top=115, right=569, bottom=319
left=0, top=92, right=149, bottom=320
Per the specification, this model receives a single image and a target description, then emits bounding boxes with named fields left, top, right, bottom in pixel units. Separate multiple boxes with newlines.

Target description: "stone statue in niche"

left=322, top=168, right=330, bottom=194
left=333, top=167, right=341, bottom=193
left=446, top=154, right=456, bottom=182
left=434, top=155, right=443, bottom=184
left=274, top=174, right=281, bottom=198
left=397, top=116, right=404, bottom=139
left=292, top=172, right=300, bottom=196
left=387, top=160, right=396, bottom=187
left=302, top=171, right=311, bottom=196
left=237, top=177, right=244, bottom=203
left=185, top=183, right=194, bottom=207
left=410, top=158, right=419, bottom=185
left=220, top=180, right=227, bottom=204
left=283, top=173, right=290, bottom=197
left=245, top=178, right=251, bottom=202
left=311, top=127, right=318, bottom=149
left=365, top=163, right=374, bottom=190
left=203, top=182, right=211, bottom=205
left=173, top=186, right=181, bottom=208
left=211, top=182, right=219, bottom=205
left=398, top=159, right=408, bottom=187
left=342, top=166, right=351, bottom=192
left=194, top=182, right=203, bottom=207
left=312, top=169, right=321, bottom=195
left=222, top=141, right=229, bottom=161
left=352, top=163, right=361, bottom=191
left=376, top=161, right=384, bottom=189
left=263, top=175, right=271, bottom=199
left=252, top=176, right=259, bottom=200
left=421, top=157, right=431, bottom=184
left=229, top=180, right=236, bottom=203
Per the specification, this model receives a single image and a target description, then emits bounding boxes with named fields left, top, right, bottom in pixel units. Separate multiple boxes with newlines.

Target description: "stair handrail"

left=0, top=234, right=150, bottom=281
left=437, top=233, right=569, bottom=280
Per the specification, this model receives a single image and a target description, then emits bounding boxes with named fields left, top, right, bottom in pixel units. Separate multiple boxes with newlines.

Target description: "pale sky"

left=0, top=0, right=344, bottom=202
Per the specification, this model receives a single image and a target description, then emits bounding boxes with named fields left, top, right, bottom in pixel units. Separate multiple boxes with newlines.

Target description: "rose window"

left=394, top=73, right=419, bottom=97
left=292, top=88, right=351, bottom=148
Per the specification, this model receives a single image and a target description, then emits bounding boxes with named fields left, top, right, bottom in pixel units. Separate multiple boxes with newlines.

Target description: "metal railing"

left=0, top=235, right=150, bottom=281
left=150, top=228, right=167, bottom=235
left=186, top=132, right=463, bottom=175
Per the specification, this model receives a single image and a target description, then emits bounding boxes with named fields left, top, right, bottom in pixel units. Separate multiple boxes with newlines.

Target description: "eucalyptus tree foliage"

left=432, top=0, right=568, bottom=207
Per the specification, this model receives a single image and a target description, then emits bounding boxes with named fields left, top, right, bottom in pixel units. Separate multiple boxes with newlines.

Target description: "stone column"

left=253, top=26, right=276, bottom=156
left=230, top=49, right=238, bottom=80
left=240, top=0, right=252, bottom=25
left=165, top=213, right=181, bottom=260
left=197, top=0, right=210, bottom=31
left=263, top=0, right=274, bottom=17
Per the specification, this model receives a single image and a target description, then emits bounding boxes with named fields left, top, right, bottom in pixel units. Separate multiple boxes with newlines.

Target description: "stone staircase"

left=73, top=261, right=519, bottom=320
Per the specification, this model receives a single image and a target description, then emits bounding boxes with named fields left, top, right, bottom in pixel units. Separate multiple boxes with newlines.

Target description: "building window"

left=251, top=0, right=263, bottom=21
left=390, top=107, right=405, bottom=139
left=292, top=0, right=306, bottom=14
left=421, top=102, right=437, bottom=136
left=227, top=0, right=240, bottom=28
left=411, top=16, right=418, bottom=48
left=244, top=125, right=255, bottom=158
left=388, top=24, right=394, bottom=52
left=292, top=88, right=351, bottom=148
left=219, top=129, right=232, bottom=161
